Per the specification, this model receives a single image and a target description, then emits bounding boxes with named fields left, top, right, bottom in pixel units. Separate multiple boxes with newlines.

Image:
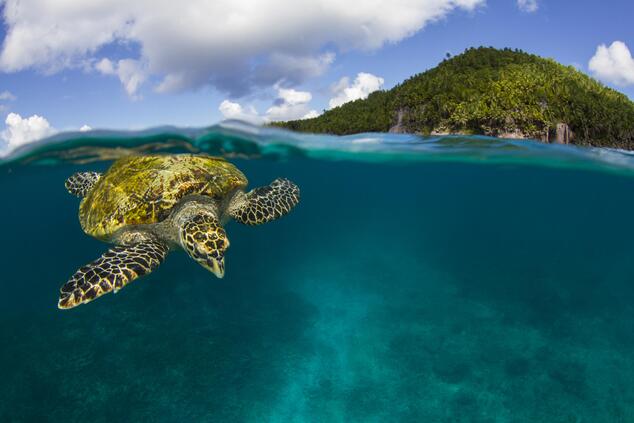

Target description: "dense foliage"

left=273, top=47, right=634, bottom=148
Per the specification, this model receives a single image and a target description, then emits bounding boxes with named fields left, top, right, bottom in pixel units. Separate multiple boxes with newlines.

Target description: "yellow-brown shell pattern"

left=79, top=155, right=248, bottom=238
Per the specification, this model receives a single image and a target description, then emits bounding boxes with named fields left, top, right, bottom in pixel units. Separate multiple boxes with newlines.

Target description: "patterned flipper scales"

left=179, top=212, right=229, bottom=278
left=231, top=178, right=300, bottom=225
left=65, top=172, right=102, bottom=197
left=58, top=239, right=168, bottom=309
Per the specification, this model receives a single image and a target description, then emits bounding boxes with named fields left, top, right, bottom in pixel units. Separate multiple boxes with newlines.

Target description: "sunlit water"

left=1, top=121, right=634, bottom=422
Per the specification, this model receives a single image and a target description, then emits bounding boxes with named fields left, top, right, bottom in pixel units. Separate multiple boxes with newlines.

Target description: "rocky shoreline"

left=389, top=112, right=574, bottom=145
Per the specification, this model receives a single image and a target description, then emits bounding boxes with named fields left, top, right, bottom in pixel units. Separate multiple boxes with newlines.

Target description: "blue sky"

left=0, top=0, right=633, bottom=149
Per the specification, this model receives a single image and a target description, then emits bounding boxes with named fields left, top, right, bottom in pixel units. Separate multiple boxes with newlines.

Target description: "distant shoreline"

left=273, top=47, right=634, bottom=150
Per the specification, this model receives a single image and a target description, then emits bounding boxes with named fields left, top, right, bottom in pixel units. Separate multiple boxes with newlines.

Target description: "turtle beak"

left=206, top=257, right=225, bottom=278
left=179, top=218, right=229, bottom=278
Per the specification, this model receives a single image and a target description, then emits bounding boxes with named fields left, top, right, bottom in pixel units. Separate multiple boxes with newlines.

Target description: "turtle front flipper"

left=179, top=211, right=229, bottom=278
left=58, top=237, right=168, bottom=309
left=229, top=178, right=300, bottom=225
left=65, top=172, right=102, bottom=197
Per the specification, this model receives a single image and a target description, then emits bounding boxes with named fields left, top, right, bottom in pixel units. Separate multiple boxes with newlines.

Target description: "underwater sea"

left=1, top=120, right=634, bottom=422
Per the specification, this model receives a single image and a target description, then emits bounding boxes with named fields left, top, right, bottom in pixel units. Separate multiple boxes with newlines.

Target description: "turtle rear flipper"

left=179, top=210, right=229, bottom=278
left=65, top=172, right=102, bottom=197
left=58, top=238, right=168, bottom=309
left=229, top=178, right=300, bottom=225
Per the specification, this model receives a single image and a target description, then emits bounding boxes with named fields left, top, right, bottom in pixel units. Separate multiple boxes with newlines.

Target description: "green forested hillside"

left=273, top=47, right=634, bottom=149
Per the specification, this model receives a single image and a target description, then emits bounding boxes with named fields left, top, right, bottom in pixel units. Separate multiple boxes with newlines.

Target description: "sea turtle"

left=59, top=154, right=300, bottom=309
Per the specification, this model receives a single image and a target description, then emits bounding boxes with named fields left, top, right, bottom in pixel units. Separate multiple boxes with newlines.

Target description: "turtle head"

left=189, top=231, right=229, bottom=279
left=178, top=207, right=230, bottom=278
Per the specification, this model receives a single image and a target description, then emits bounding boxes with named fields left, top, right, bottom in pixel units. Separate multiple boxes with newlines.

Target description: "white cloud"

left=302, top=110, right=320, bottom=119
left=276, top=88, right=312, bottom=106
left=94, top=58, right=115, bottom=75
left=79, top=124, right=92, bottom=132
left=116, top=59, right=147, bottom=98
left=218, top=100, right=266, bottom=125
left=0, top=90, right=16, bottom=101
left=265, top=88, right=318, bottom=121
left=1, top=112, right=56, bottom=150
left=0, top=0, right=484, bottom=97
left=329, top=72, right=384, bottom=109
left=517, top=0, right=538, bottom=13
left=219, top=72, right=385, bottom=124
left=219, top=87, right=320, bottom=123
left=95, top=57, right=147, bottom=98
left=589, top=41, right=634, bottom=86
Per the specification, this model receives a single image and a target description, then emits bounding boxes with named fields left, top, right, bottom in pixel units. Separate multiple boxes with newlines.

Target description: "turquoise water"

left=1, top=121, right=634, bottom=422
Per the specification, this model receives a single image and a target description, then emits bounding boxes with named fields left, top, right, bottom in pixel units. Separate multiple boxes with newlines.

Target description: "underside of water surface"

left=1, top=122, right=634, bottom=422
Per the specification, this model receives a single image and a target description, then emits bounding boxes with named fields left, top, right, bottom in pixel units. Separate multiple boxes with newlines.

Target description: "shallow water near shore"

left=1, top=122, right=634, bottom=422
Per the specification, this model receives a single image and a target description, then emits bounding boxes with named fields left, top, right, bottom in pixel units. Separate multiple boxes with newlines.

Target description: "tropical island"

left=273, top=47, right=634, bottom=149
